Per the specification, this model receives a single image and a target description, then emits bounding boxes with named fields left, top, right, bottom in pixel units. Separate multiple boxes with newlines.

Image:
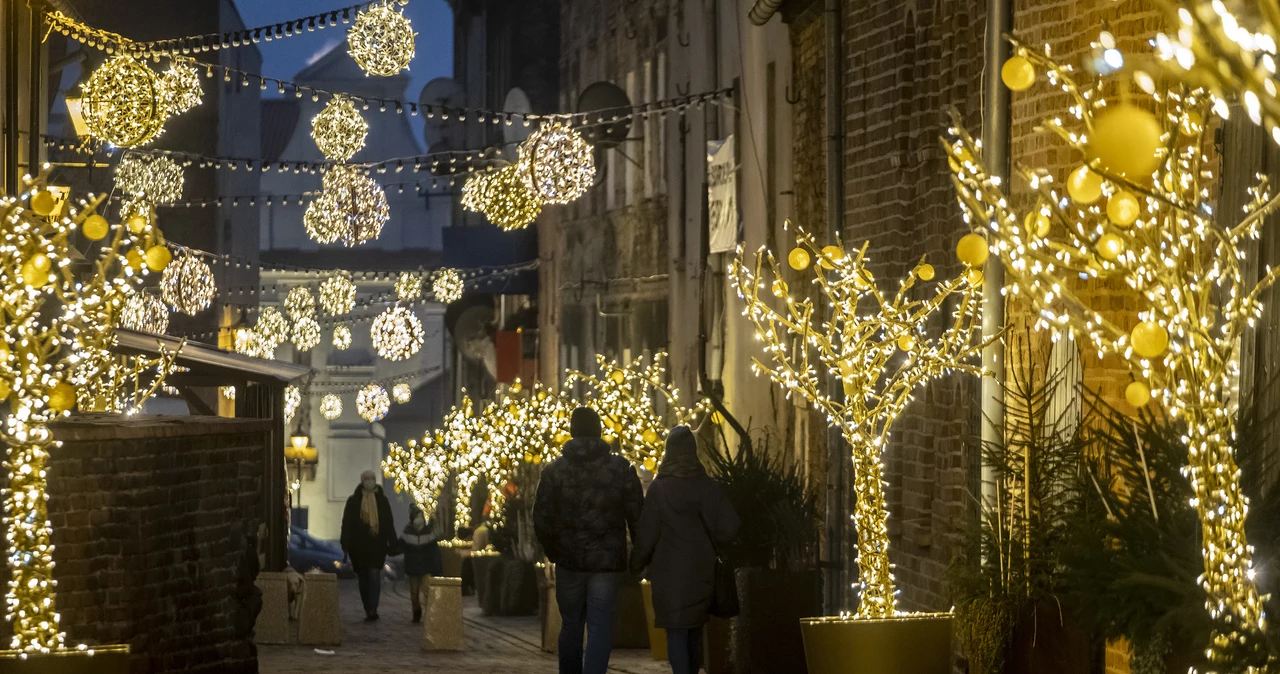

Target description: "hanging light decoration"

left=371, top=306, right=424, bottom=361
left=393, top=382, right=412, bottom=404
left=234, top=328, right=272, bottom=359
left=321, top=393, right=343, bottom=420
left=291, top=316, right=321, bottom=351
left=518, top=121, right=596, bottom=204
left=466, top=164, right=542, bottom=230
left=256, top=307, right=290, bottom=348
left=285, top=286, right=316, bottom=321
left=158, top=60, right=203, bottom=116
left=303, top=166, right=390, bottom=246
left=119, top=293, right=168, bottom=335
left=433, top=268, right=464, bottom=303
left=347, top=2, right=416, bottom=77
left=120, top=198, right=151, bottom=232
left=319, top=274, right=357, bottom=315
left=357, top=383, right=390, bottom=422
left=160, top=252, right=215, bottom=315
left=460, top=171, right=489, bottom=213
left=311, top=96, right=368, bottom=161
left=80, top=55, right=169, bottom=147
left=332, top=323, right=353, bottom=350
left=395, top=272, right=422, bottom=301
left=114, top=154, right=183, bottom=204
left=284, top=385, right=302, bottom=424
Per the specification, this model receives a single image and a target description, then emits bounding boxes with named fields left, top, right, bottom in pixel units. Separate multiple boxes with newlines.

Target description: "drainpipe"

left=822, top=0, right=846, bottom=617
left=981, top=0, right=1012, bottom=507
left=5, top=0, right=20, bottom=194
left=28, top=0, right=43, bottom=179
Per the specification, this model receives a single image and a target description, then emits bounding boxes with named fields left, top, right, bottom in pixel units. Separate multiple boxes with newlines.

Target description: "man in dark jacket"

left=534, top=407, right=643, bottom=674
left=341, top=470, right=397, bottom=621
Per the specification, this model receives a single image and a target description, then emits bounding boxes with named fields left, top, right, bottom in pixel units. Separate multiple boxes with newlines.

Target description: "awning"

left=114, top=329, right=311, bottom=385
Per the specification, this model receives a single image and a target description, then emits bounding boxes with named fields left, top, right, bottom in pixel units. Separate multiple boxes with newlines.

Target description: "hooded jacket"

left=533, top=436, right=644, bottom=572
left=340, top=483, right=397, bottom=572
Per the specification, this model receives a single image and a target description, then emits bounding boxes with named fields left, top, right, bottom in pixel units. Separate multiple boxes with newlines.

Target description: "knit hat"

left=658, top=425, right=704, bottom=478
left=570, top=406, right=602, bottom=438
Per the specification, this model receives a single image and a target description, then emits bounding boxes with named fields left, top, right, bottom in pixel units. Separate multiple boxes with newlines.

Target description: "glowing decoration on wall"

left=393, top=382, right=412, bottom=404
left=518, top=121, right=596, bottom=204
left=945, top=38, right=1277, bottom=666
left=432, top=268, right=463, bottom=303
left=463, top=165, right=542, bottom=230
left=311, top=96, right=368, bottom=161
left=80, top=56, right=170, bottom=147
left=728, top=227, right=990, bottom=619
left=285, top=286, right=316, bottom=321
left=255, top=307, right=290, bottom=349
left=303, top=166, right=390, bottom=246
left=371, top=306, right=424, bottom=361
left=291, top=316, right=321, bottom=351
left=320, top=393, right=343, bottom=420
left=319, top=274, right=357, bottom=316
left=284, top=385, right=302, bottom=424
left=347, top=2, right=416, bottom=77
left=114, top=153, right=183, bottom=204
left=332, top=323, right=353, bottom=350
left=119, top=293, right=169, bottom=335
left=356, top=383, right=390, bottom=422
left=396, top=272, right=422, bottom=301
left=160, top=252, right=215, bottom=315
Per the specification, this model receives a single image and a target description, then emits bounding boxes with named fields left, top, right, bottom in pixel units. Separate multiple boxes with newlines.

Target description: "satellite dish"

left=419, top=77, right=466, bottom=151
left=576, top=81, right=633, bottom=149
left=502, top=88, right=533, bottom=147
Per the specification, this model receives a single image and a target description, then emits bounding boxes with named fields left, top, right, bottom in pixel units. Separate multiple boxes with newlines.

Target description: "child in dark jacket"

left=401, top=504, right=443, bottom=623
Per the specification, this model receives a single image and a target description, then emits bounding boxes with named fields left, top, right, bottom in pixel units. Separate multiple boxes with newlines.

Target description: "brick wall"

left=38, top=415, right=272, bottom=674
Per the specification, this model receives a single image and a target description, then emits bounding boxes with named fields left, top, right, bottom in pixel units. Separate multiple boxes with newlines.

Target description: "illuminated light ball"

left=642, top=429, right=659, bottom=445
left=305, top=167, right=390, bottom=247
left=510, top=380, right=523, bottom=394
left=256, top=307, right=290, bottom=348
left=371, top=306, right=425, bottom=361
left=1130, top=320, right=1169, bottom=359
left=311, top=96, right=369, bottom=161
left=818, top=245, right=844, bottom=270
left=80, top=55, right=169, bottom=147
left=48, top=382, right=77, bottom=412
left=915, top=263, right=935, bottom=281
left=1000, top=56, right=1036, bottom=91
left=115, top=153, right=184, bottom=204
left=291, top=316, right=322, bottom=351
left=161, top=253, right=216, bottom=315
left=393, top=382, right=413, bottom=404
left=432, top=268, right=464, bottom=304
left=518, top=121, right=596, bottom=204
left=119, top=293, right=169, bottom=334
left=1067, top=165, right=1104, bottom=205
left=1025, top=211, right=1050, bottom=238
left=610, top=370, right=626, bottom=385
left=965, top=268, right=984, bottom=286
left=321, top=393, right=343, bottom=420
left=30, top=190, right=58, bottom=216
left=284, top=385, right=301, bottom=424
left=643, top=457, right=657, bottom=472
left=332, top=323, right=353, bottom=350
left=285, top=286, right=317, bottom=321
left=1125, top=381, right=1152, bottom=407
left=144, top=245, right=172, bottom=272
left=1106, top=191, right=1141, bottom=227
left=356, top=383, right=391, bottom=422
left=347, top=3, right=416, bottom=77
left=396, top=272, right=423, bottom=301
left=82, top=214, right=109, bottom=240
left=319, top=274, right=357, bottom=316
left=897, top=334, right=915, bottom=351
left=1096, top=233, right=1124, bottom=261
left=787, top=247, right=811, bottom=271
left=125, top=248, right=145, bottom=272
left=956, top=233, right=989, bottom=267
left=158, top=60, right=203, bottom=116
left=1090, top=104, right=1163, bottom=178
left=771, top=279, right=789, bottom=297
left=469, top=164, right=543, bottom=231
left=21, top=258, right=48, bottom=288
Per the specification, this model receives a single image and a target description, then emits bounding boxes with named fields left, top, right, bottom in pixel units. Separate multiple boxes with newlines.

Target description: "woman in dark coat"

left=400, top=504, right=443, bottom=623
left=631, top=426, right=740, bottom=674
left=341, top=470, right=397, bottom=621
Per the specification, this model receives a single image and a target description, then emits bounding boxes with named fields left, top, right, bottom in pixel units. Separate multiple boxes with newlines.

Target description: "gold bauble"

left=643, top=457, right=657, bottom=472
left=1130, top=321, right=1169, bottom=359
left=80, top=56, right=168, bottom=147
left=82, top=215, right=109, bottom=241
left=915, top=263, right=935, bottom=281
left=0, top=379, right=10, bottom=399
left=30, top=191, right=57, bottom=216
left=1125, top=381, right=1152, bottom=407
left=610, top=370, right=626, bottom=384
left=956, top=233, right=989, bottom=267
left=1001, top=56, right=1036, bottom=91
left=787, top=248, right=811, bottom=270
left=897, top=334, right=915, bottom=351
left=31, top=254, right=50, bottom=273
left=1025, top=211, right=1051, bottom=238
left=1067, top=165, right=1104, bottom=204
left=1096, top=233, right=1124, bottom=261
left=347, top=3, right=417, bottom=77
left=818, top=245, right=844, bottom=270
left=965, top=268, right=984, bottom=286
left=21, top=259, right=48, bottom=288
left=771, top=279, right=789, bottom=297
left=1107, top=191, right=1141, bottom=227
left=711, top=410, right=725, bottom=425
left=144, top=245, right=172, bottom=272
left=125, top=249, right=144, bottom=272
left=48, top=382, right=77, bottom=412
left=127, top=214, right=149, bottom=234
left=1091, top=104, right=1163, bottom=178
left=312, top=96, right=369, bottom=162
left=642, top=429, right=659, bottom=445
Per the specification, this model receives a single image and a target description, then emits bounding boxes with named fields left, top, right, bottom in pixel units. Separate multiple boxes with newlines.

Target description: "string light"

left=393, top=382, right=412, bottom=403
left=114, top=153, right=183, bottom=204
left=284, top=385, right=301, bottom=424
left=518, top=121, right=596, bottom=204
left=291, top=316, right=321, bottom=351
left=118, top=293, right=169, bottom=334
left=312, top=96, right=368, bottom=161
left=356, top=382, right=390, bottom=421
left=255, top=307, right=290, bottom=348
left=321, top=393, right=343, bottom=420
left=332, top=323, right=353, bottom=350
left=304, top=166, right=389, bottom=246
left=371, top=306, right=424, bottom=361
left=433, top=268, right=463, bottom=303
left=285, top=286, right=316, bottom=321
left=347, top=2, right=416, bottom=77
left=463, top=164, right=542, bottom=230
left=395, top=271, right=422, bottom=301
left=160, top=252, right=216, bottom=315
left=319, top=274, right=357, bottom=315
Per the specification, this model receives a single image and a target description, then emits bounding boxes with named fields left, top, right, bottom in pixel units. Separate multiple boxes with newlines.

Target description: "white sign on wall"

left=707, top=135, right=739, bottom=254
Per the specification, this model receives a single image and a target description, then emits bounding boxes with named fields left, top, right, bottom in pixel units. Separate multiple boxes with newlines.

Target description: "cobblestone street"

left=259, top=578, right=670, bottom=674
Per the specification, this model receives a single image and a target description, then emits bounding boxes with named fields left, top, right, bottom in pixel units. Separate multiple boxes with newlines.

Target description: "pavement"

left=258, top=576, right=671, bottom=674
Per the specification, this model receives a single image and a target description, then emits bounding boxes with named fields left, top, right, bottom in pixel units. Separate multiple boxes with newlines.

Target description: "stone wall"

left=35, top=415, right=272, bottom=674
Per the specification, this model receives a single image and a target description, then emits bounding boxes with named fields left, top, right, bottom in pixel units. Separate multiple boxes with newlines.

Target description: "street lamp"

left=285, top=434, right=318, bottom=507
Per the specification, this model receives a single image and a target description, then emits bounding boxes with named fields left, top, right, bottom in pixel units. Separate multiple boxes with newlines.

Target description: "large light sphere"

left=1025, top=211, right=1051, bottom=238
left=915, top=263, right=935, bottom=281
left=319, top=274, right=357, bottom=316
left=144, top=245, right=172, bottom=272
left=304, top=167, right=389, bottom=246
left=291, top=316, right=321, bottom=351
left=284, top=385, right=302, bottom=424
left=467, top=165, right=543, bottom=230
left=115, top=154, right=184, bottom=204
left=433, top=268, right=464, bottom=303
left=321, top=393, right=343, bottom=420
left=787, top=248, right=811, bottom=270
left=48, top=382, right=77, bottom=413
left=161, top=253, right=216, bottom=315
left=1091, top=104, right=1163, bottom=178
left=1000, top=56, right=1036, bottom=91
left=1096, top=233, right=1124, bottom=261
left=356, top=383, right=390, bottom=422
left=956, top=233, right=989, bottom=267
left=518, top=121, right=596, bottom=204
left=158, top=60, right=203, bottom=116
left=119, top=293, right=169, bottom=334
left=312, top=96, right=369, bottom=161
left=371, top=306, right=425, bottom=361
left=1125, top=381, right=1152, bottom=407
left=396, top=272, right=422, bottom=301
left=1130, top=321, right=1169, bottom=359
left=332, top=323, right=353, bottom=350
left=82, top=214, right=110, bottom=241
left=1107, top=191, right=1141, bottom=227
left=256, top=307, right=290, bottom=348
left=1067, top=165, right=1104, bottom=204
left=347, top=3, right=416, bottom=77
left=393, top=382, right=412, bottom=404
left=81, top=56, right=168, bottom=147
left=285, top=286, right=316, bottom=321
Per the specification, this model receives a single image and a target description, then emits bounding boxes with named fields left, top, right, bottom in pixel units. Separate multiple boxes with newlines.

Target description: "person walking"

left=400, top=504, right=442, bottom=623
left=631, top=426, right=740, bottom=674
left=341, top=469, right=397, bottom=621
left=534, top=407, right=644, bottom=674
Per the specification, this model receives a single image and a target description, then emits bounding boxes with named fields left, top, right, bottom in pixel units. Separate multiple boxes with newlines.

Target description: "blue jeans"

left=667, top=627, right=704, bottom=674
left=356, top=567, right=382, bottom=616
left=555, top=569, right=621, bottom=674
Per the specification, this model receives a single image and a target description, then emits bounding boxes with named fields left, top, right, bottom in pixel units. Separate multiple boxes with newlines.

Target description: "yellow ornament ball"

left=711, top=410, right=724, bottom=425
left=1001, top=56, right=1036, bottom=92
left=1067, top=165, right=1104, bottom=205
left=852, top=270, right=874, bottom=290
left=30, top=254, right=51, bottom=273
left=30, top=190, right=58, bottom=216
left=0, top=342, right=8, bottom=362
left=48, top=382, right=77, bottom=412
left=1025, top=211, right=1051, bottom=239
left=787, top=248, right=811, bottom=271
left=1125, top=381, right=1152, bottom=408
left=144, top=245, right=172, bottom=272
left=915, top=263, right=935, bottom=281
left=1107, top=191, right=1141, bottom=227
left=1096, top=233, right=1124, bottom=261
left=125, top=249, right=144, bottom=271
left=956, top=233, right=989, bottom=267
left=603, top=433, right=617, bottom=444
left=532, top=454, right=543, bottom=464
left=818, top=245, right=844, bottom=270
left=21, top=260, right=47, bottom=288
left=610, top=370, right=626, bottom=385
left=0, top=379, right=10, bottom=399
left=126, top=214, right=149, bottom=234
left=966, top=268, right=984, bottom=286
left=643, top=457, right=657, bottom=472
left=82, top=214, right=110, bottom=241
left=555, top=431, right=571, bottom=445
left=1131, top=321, right=1169, bottom=359
left=642, top=429, right=659, bottom=445
left=771, top=279, right=789, bottom=297
left=1091, top=104, right=1163, bottom=178
left=897, top=334, right=915, bottom=351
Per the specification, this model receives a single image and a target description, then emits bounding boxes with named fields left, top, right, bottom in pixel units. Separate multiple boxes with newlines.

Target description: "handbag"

left=702, top=510, right=740, bottom=619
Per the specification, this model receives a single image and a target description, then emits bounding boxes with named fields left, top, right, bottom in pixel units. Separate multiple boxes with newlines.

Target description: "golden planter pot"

left=0, top=645, right=130, bottom=674
left=800, top=613, right=953, bottom=674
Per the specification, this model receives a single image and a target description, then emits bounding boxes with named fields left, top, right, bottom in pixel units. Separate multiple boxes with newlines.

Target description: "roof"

left=114, top=329, right=311, bottom=384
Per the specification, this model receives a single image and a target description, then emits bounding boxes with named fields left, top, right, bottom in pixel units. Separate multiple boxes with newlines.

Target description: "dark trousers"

left=666, top=627, right=704, bottom=674
left=356, top=567, right=382, bottom=616
left=555, top=569, right=621, bottom=674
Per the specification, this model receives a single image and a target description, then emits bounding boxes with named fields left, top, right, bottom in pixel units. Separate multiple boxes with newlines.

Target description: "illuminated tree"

left=728, top=227, right=989, bottom=619
left=946, top=38, right=1274, bottom=669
